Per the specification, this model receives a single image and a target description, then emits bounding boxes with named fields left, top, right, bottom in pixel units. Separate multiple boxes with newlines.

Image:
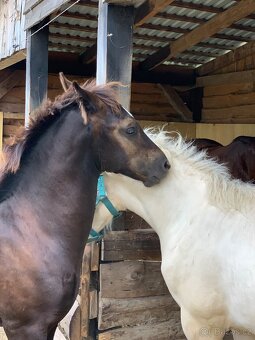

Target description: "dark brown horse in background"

left=191, top=136, right=255, bottom=182
left=0, top=75, right=169, bottom=339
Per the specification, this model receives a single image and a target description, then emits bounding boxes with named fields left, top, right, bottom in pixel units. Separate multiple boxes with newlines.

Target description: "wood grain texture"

left=203, top=92, right=255, bottom=109
left=196, top=70, right=255, bottom=87
left=198, top=41, right=255, bottom=76
left=101, top=230, right=161, bottom=261
left=80, top=246, right=91, bottom=338
left=135, top=0, right=175, bottom=26
left=98, top=319, right=185, bottom=340
left=204, top=83, right=254, bottom=97
left=98, top=294, right=180, bottom=330
left=141, top=0, right=255, bottom=69
left=100, top=261, right=169, bottom=298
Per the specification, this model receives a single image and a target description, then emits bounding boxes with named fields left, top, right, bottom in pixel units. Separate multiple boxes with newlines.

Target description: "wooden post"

left=25, top=22, right=48, bottom=126
left=96, top=0, right=134, bottom=110
left=96, top=1, right=134, bottom=230
left=80, top=245, right=92, bottom=338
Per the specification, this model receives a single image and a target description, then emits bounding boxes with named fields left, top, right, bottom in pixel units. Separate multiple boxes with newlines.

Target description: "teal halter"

left=87, top=175, right=121, bottom=243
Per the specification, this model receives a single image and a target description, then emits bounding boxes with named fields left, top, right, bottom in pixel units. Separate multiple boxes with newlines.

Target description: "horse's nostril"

left=164, top=160, right=170, bottom=170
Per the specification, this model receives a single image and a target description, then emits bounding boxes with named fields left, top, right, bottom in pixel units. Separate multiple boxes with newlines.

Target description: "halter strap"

left=87, top=175, right=121, bottom=243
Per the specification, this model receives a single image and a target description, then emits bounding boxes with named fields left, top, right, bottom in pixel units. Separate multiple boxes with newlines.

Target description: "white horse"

left=92, top=130, right=255, bottom=340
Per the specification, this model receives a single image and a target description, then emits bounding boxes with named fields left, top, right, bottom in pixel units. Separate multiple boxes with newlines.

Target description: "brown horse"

left=191, top=136, right=255, bottom=183
left=0, top=76, right=169, bottom=339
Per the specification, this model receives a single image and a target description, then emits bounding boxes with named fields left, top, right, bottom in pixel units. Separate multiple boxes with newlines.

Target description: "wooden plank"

left=24, top=0, right=70, bottom=30
left=203, top=92, right=255, bottom=109
left=104, top=0, right=143, bottom=4
left=80, top=245, right=91, bottom=338
left=141, top=0, right=255, bottom=70
left=89, top=289, right=98, bottom=319
left=196, top=70, right=255, bottom=87
left=98, top=294, right=179, bottom=330
left=204, top=83, right=254, bottom=97
left=96, top=1, right=134, bottom=109
left=3, top=125, right=22, bottom=137
left=202, top=104, right=255, bottom=123
left=0, top=51, right=26, bottom=71
left=2, top=113, right=23, bottom=121
left=25, top=23, right=48, bottom=126
left=79, top=44, right=97, bottom=65
left=0, top=71, right=23, bottom=100
left=90, top=242, right=100, bottom=271
left=24, top=0, right=44, bottom=14
left=158, top=84, right=193, bottom=122
left=101, top=230, right=161, bottom=261
left=198, top=41, right=255, bottom=76
left=100, top=261, right=169, bottom=299
left=135, top=0, right=175, bottom=26
left=0, top=102, right=24, bottom=113
left=98, top=319, right=184, bottom=340
left=131, top=102, right=177, bottom=115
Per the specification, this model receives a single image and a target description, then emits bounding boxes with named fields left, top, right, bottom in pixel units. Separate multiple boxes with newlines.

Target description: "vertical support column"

left=96, top=1, right=134, bottom=110
left=25, top=23, right=49, bottom=126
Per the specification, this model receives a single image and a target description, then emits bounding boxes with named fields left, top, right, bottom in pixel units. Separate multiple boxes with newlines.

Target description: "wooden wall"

left=98, top=229, right=185, bottom=340
left=0, top=0, right=26, bottom=67
left=0, top=70, right=185, bottom=128
left=197, top=50, right=255, bottom=125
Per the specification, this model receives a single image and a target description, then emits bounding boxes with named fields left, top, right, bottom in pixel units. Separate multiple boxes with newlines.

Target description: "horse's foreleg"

left=181, top=308, right=225, bottom=340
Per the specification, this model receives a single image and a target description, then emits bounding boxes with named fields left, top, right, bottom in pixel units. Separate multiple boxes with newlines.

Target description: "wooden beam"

left=141, top=0, right=255, bottom=70
left=24, top=0, right=70, bottom=30
left=96, top=1, right=134, bottom=110
left=135, top=0, right=175, bottom=26
left=0, top=70, right=23, bottom=100
left=98, top=294, right=179, bottom=330
left=0, top=50, right=26, bottom=71
left=198, top=41, right=255, bottom=76
left=24, top=0, right=43, bottom=14
left=104, top=0, right=143, bottom=4
left=158, top=84, right=193, bottom=122
left=25, top=23, right=49, bottom=125
left=196, top=70, right=255, bottom=87
left=100, top=261, right=169, bottom=299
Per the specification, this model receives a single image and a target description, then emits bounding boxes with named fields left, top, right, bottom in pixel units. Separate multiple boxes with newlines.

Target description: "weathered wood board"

left=98, top=294, right=180, bottom=330
left=100, top=261, right=168, bottom=299
left=101, top=230, right=161, bottom=261
left=98, top=319, right=185, bottom=340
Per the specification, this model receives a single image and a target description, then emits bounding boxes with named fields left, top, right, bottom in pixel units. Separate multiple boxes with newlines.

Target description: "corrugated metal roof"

left=48, top=0, right=255, bottom=69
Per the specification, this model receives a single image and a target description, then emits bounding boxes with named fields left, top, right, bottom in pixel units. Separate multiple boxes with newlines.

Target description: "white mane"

left=145, top=128, right=255, bottom=213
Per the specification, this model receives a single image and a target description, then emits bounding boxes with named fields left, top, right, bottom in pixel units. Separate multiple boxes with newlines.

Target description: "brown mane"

left=0, top=80, right=122, bottom=181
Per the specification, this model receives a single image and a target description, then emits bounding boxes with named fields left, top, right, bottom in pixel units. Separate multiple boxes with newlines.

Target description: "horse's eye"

left=126, top=127, right=137, bottom=135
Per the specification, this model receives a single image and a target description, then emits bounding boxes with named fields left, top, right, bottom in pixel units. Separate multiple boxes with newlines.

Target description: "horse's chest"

left=160, top=237, right=225, bottom=317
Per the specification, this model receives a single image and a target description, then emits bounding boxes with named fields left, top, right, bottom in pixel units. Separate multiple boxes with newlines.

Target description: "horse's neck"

left=11, top=109, right=99, bottom=250
left=117, top=162, right=207, bottom=237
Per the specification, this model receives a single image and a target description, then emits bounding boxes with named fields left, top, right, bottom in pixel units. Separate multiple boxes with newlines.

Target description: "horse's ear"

left=59, top=72, right=72, bottom=92
left=72, top=81, right=98, bottom=125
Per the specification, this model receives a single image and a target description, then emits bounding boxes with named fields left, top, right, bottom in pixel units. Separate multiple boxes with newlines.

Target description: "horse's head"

left=60, top=73, right=170, bottom=187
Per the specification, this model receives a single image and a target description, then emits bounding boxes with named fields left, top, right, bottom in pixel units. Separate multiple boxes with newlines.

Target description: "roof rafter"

left=134, top=0, right=175, bottom=26
left=140, top=0, right=255, bottom=70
